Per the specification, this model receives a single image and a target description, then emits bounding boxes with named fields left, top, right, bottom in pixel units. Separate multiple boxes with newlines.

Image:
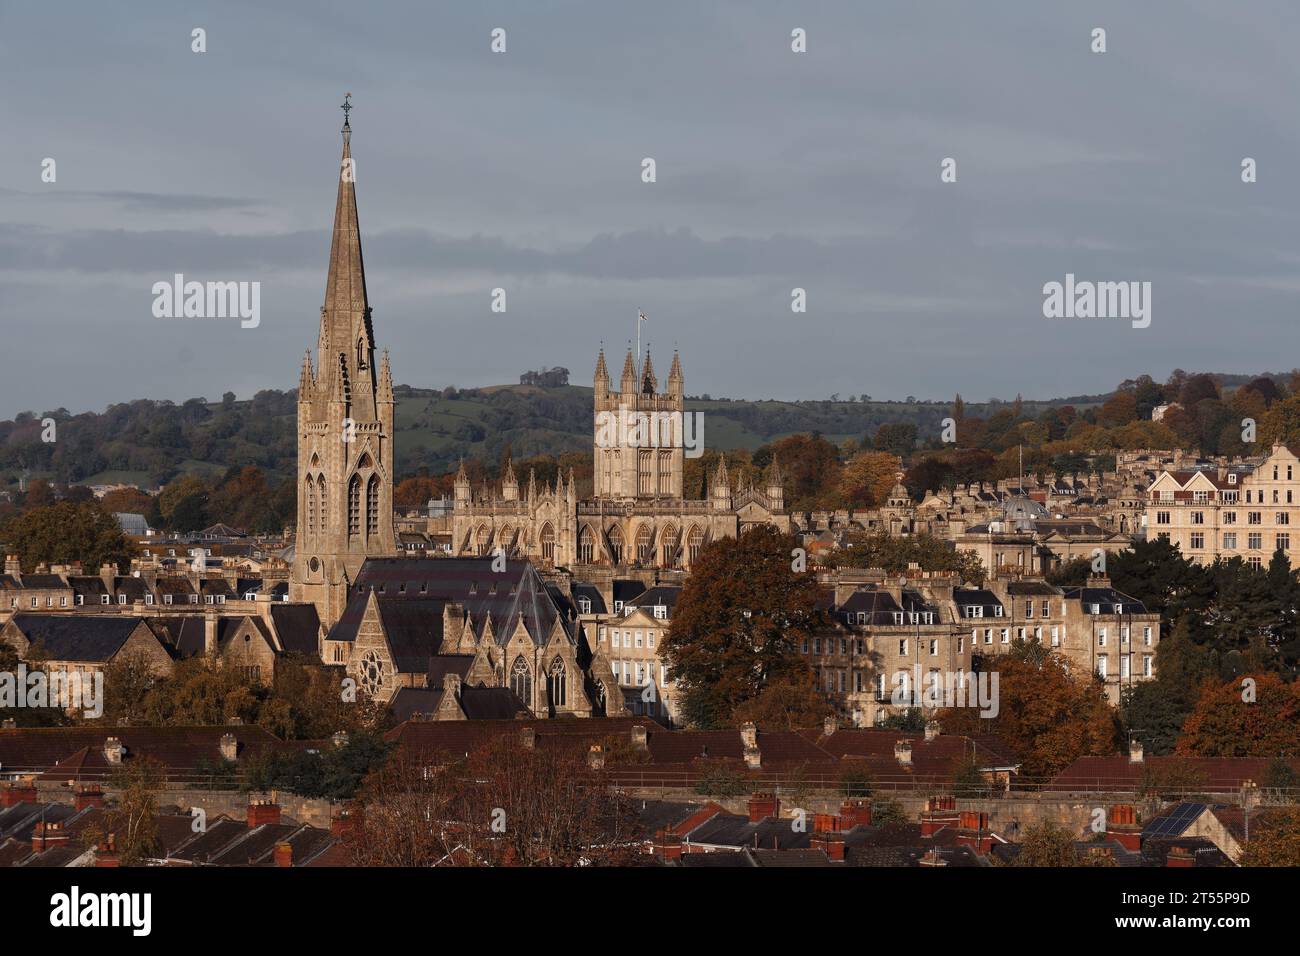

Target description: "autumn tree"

left=394, top=476, right=440, bottom=512
left=1014, top=821, right=1079, bottom=866
left=837, top=451, right=900, bottom=508
left=1239, top=807, right=1300, bottom=867
left=731, top=672, right=832, bottom=731
left=1176, top=673, right=1300, bottom=758
left=938, top=642, right=1120, bottom=781
left=82, top=757, right=166, bottom=866
left=459, top=735, right=638, bottom=866
left=344, top=750, right=468, bottom=866
left=663, top=525, right=825, bottom=729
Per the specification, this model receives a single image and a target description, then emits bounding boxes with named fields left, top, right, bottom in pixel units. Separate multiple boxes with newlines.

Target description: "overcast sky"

left=3, top=0, right=1299, bottom=418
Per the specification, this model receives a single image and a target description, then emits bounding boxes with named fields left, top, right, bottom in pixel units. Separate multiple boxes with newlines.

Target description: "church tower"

left=593, top=346, right=685, bottom=500
left=291, top=97, right=396, bottom=628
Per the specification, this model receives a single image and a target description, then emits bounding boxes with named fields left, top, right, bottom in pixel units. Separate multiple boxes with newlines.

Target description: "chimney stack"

left=520, top=726, right=536, bottom=750
left=32, top=820, right=68, bottom=853
left=1166, top=845, right=1196, bottom=868
left=810, top=831, right=846, bottom=862
left=94, top=833, right=119, bottom=867
left=741, top=722, right=761, bottom=768
left=331, top=730, right=349, bottom=749
left=1106, top=804, right=1142, bottom=851
left=925, top=722, right=940, bottom=741
left=1129, top=739, right=1144, bottom=764
left=219, top=733, right=238, bottom=762
left=840, top=798, right=873, bottom=828
left=823, top=716, right=838, bottom=737
left=103, top=737, right=125, bottom=765
left=248, top=798, right=282, bottom=828
left=747, top=792, right=780, bottom=823
left=274, top=841, right=294, bottom=867
left=652, top=829, right=683, bottom=862
left=3, top=554, right=20, bottom=576
left=74, top=785, right=105, bottom=811
left=1, top=783, right=37, bottom=807
left=920, top=796, right=959, bottom=836
left=587, top=744, right=606, bottom=771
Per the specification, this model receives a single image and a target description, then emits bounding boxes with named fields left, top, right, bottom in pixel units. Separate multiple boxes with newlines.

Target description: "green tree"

left=4, top=501, right=130, bottom=573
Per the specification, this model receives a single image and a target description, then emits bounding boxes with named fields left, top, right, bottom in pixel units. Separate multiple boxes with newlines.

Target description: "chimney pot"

left=520, top=726, right=536, bottom=750
left=630, top=724, right=648, bottom=750
left=274, top=841, right=293, bottom=867
left=103, top=737, right=125, bottom=764
left=894, top=739, right=913, bottom=766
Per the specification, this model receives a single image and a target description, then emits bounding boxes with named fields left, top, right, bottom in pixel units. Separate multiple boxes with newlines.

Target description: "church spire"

left=641, top=349, right=657, bottom=394
left=620, top=347, right=637, bottom=393
left=594, top=348, right=609, bottom=384
left=668, top=349, right=683, bottom=396
left=324, top=94, right=368, bottom=326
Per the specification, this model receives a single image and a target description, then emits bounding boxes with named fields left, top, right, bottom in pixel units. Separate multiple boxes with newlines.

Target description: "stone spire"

left=298, top=350, right=314, bottom=396
left=641, top=349, right=657, bottom=394
left=594, top=348, right=609, bottom=386
left=667, top=349, right=683, bottom=398
left=713, top=454, right=730, bottom=489
left=316, top=93, right=375, bottom=420
left=620, top=348, right=637, bottom=393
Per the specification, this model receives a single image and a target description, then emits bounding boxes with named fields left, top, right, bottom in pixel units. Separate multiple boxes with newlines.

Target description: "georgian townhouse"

left=804, top=575, right=971, bottom=727
left=592, top=584, right=681, bottom=724
left=1146, top=443, right=1300, bottom=567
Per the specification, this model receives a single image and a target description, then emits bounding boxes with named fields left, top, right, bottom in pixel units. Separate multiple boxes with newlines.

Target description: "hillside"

left=0, top=369, right=1279, bottom=490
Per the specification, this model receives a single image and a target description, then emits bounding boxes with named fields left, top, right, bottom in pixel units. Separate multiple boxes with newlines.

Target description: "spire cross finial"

left=340, top=92, right=353, bottom=128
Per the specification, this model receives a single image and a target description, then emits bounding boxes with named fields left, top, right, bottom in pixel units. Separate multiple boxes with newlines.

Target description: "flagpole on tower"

left=634, top=310, right=644, bottom=377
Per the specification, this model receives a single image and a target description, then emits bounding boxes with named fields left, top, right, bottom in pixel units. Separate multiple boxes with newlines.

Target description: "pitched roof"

left=6, top=614, right=146, bottom=662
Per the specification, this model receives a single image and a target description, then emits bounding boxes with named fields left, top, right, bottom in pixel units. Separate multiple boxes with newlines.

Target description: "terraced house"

left=1146, top=443, right=1300, bottom=567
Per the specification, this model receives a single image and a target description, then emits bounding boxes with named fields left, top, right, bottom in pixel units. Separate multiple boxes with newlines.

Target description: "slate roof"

left=328, top=558, right=577, bottom=659
left=1060, top=586, right=1149, bottom=614
left=6, top=614, right=146, bottom=662
left=269, top=603, right=322, bottom=657
left=0, top=725, right=303, bottom=780
left=572, top=584, right=607, bottom=615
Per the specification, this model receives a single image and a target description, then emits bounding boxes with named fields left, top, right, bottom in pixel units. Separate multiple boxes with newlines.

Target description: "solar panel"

left=1141, top=802, right=1205, bottom=837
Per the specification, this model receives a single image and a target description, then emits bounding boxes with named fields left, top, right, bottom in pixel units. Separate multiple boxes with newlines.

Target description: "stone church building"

left=451, top=348, right=791, bottom=570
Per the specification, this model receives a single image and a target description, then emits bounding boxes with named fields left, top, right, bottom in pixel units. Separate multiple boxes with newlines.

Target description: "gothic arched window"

left=658, top=450, right=672, bottom=495
left=347, top=475, right=362, bottom=539
left=635, top=525, right=654, bottom=564
left=366, top=474, right=380, bottom=538
left=661, top=525, right=680, bottom=568
left=577, top=525, right=595, bottom=564
left=476, top=525, right=490, bottom=556
left=540, top=524, right=556, bottom=564
left=608, top=525, right=624, bottom=565
left=510, top=656, right=532, bottom=704
left=688, top=526, right=704, bottom=563
left=548, top=657, right=567, bottom=708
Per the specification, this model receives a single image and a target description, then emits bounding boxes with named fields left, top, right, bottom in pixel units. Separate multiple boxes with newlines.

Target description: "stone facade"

left=290, top=114, right=398, bottom=629
left=452, top=350, right=790, bottom=572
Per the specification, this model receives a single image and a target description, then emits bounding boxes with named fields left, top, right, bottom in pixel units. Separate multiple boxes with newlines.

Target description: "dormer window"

left=101, top=595, right=110, bottom=605
left=654, top=605, right=667, bottom=620
left=164, top=594, right=173, bottom=605
left=578, top=597, right=592, bottom=614
left=614, top=600, right=623, bottom=614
